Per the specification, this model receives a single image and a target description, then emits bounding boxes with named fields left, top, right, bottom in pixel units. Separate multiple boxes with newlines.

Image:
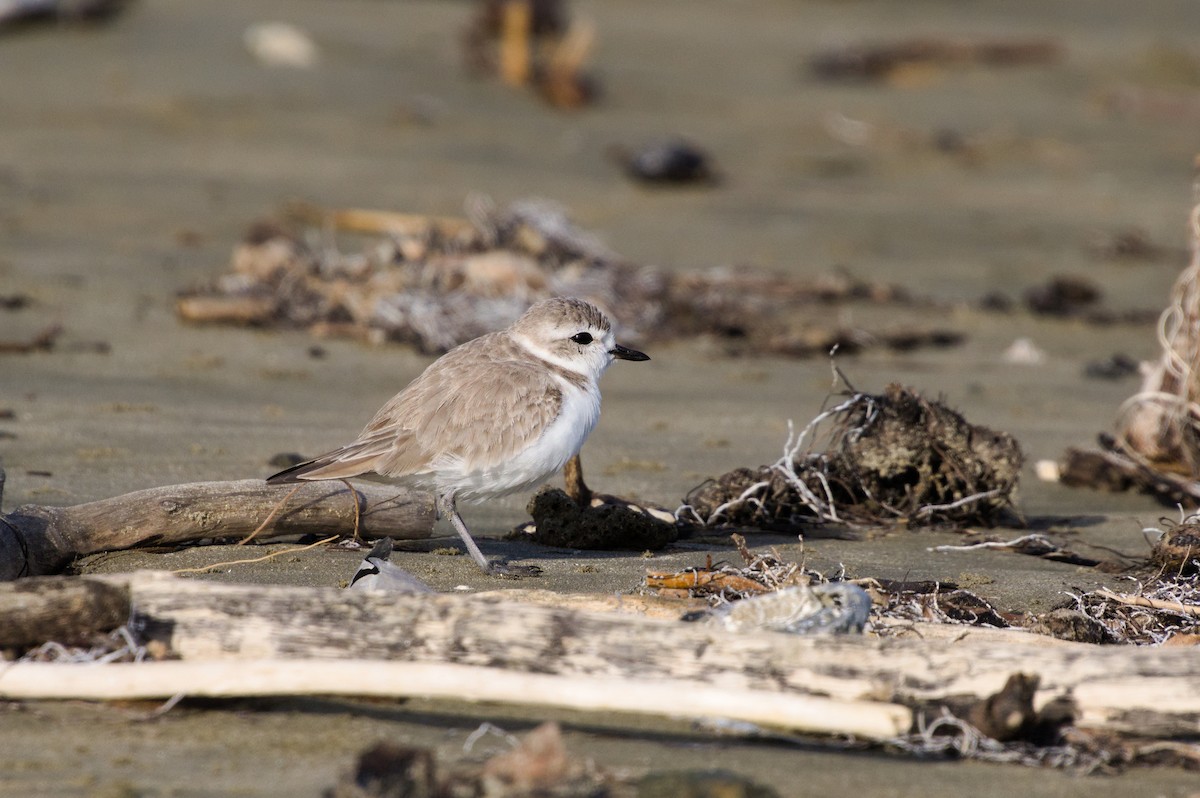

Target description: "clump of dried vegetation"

left=679, top=383, right=1023, bottom=530
left=1059, top=191, right=1200, bottom=506
left=177, top=198, right=960, bottom=360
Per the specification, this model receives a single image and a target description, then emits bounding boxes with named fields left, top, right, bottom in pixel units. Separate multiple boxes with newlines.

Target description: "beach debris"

left=346, top=537, right=434, bottom=594
left=868, top=579, right=1015, bottom=629
left=1086, top=227, right=1175, bottom=262
left=809, top=36, right=1062, bottom=83
left=1002, top=337, right=1046, bottom=365
left=647, top=535, right=861, bottom=634
left=889, top=682, right=1079, bottom=770
left=1056, top=443, right=1200, bottom=505
left=478, top=721, right=576, bottom=794
left=332, top=723, right=606, bottom=798
left=1036, top=460, right=1061, bottom=484
left=462, top=0, right=597, bottom=109
left=512, top=452, right=677, bottom=550
left=0, top=470, right=434, bottom=580
left=964, top=673, right=1064, bottom=744
left=699, top=582, right=871, bottom=635
left=1083, top=353, right=1141, bottom=380
left=646, top=532, right=818, bottom=600
left=1060, top=191, right=1200, bottom=504
left=1149, top=513, right=1200, bottom=574
left=1023, top=275, right=1101, bottom=317
left=243, top=21, right=318, bottom=69
left=0, top=0, right=129, bottom=30
left=11, top=571, right=1200, bottom=770
left=515, top=485, right=678, bottom=550
left=0, top=323, right=62, bottom=354
left=930, top=533, right=1107, bottom=569
left=1114, top=201, right=1200, bottom=477
left=1028, top=608, right=1116, bottom=644
left=330, top=742, right=437, bottom=798
left=0, top=575, right=130, bottom=650
left=612, top=139, right=716, bottom=185
left=1055, top=580, right=1200, bottom=646
left=679, top=384, right=1022, bottom=530
left=179, top=197, right=961, bottom=360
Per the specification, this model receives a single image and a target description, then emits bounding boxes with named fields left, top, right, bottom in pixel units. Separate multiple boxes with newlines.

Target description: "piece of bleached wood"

left=0, top=659, right=913, bottom=740
left=89, top=572, right=1200, bottom=740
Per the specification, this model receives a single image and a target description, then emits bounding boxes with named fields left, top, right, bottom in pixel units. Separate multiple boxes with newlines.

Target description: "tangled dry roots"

left=684, top=384, right=1023, bottom=528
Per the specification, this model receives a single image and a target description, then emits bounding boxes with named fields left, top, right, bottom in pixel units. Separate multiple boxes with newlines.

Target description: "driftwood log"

left=0, top=476, right=435, bottom=580
left=5, top=572, right=1198, bottom=742
left=0, top=576, right=130, bottom=647
left=0, top=660, right=908, bottom=740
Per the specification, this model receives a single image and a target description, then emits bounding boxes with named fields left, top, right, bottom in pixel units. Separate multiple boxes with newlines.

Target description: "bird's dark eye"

left=570, top=332, right=593, bottom=345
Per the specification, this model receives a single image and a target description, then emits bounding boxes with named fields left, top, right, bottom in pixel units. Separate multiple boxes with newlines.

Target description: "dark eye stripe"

left=570, top=332, right=593, bottom=345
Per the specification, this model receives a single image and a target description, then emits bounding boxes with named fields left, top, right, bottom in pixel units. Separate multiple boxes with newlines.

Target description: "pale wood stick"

left=1093, top=588, right=1200, bottom=617
left=0, top=659, right=912, bottom=740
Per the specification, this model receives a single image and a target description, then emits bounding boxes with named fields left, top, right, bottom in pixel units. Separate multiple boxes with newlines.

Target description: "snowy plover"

left=267, top=296, right=649, bottom=575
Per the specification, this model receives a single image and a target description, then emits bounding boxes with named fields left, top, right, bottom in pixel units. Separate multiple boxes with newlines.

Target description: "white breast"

left=443, top=377, right=601, bottom=501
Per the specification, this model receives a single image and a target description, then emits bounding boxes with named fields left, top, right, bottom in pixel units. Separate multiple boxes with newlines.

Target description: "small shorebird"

left=267, top=296, right=649, bottom=575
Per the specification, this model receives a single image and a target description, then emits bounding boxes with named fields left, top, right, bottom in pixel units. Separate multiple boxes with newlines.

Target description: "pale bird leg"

left=438, top=490, right=492, bottom=573
left=438, top=490, right=541, bottom=577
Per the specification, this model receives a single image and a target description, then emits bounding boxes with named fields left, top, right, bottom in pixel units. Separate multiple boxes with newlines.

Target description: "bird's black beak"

left=610, top=343, right=650, bottom=362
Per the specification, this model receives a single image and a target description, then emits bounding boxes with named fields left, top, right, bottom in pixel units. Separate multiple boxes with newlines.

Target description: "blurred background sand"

left=2, top=1, right=1200, bottom=794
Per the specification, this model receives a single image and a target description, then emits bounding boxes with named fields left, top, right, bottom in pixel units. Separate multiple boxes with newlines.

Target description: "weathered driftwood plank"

left=0, top=577, right=130, bottom=647
left=101, top=573, right=1200, bottom=739
left=0, top=479, right=435, bottom=580
left=0, top=660, right=912, bottom=740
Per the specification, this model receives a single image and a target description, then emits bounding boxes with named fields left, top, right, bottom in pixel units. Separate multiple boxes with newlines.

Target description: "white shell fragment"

left=244, top=22, right=319, bottom=69
left=1002, top=337, right=1046, bottom=365
left=1035, top=459, right=1061, bottom=483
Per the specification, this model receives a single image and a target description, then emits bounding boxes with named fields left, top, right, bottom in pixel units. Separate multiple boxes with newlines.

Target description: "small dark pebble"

left=0, top=294, right=30, bottom=311
left=1083, top=353, right=1140, bottom=380
left=25, top=470, right=52, bottom=477
left=977, top=291, right=1014, bottom=312
left=349, top=742, right=437, bottom=798
left=307, top=345, right=328, bottom=359
left=1024, top=276, right=1101, bottom=316
left=620, top=140, right=715, bottom=184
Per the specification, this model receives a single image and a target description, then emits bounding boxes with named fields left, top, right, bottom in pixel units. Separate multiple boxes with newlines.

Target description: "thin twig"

left=1092, top=588, right=1200, bottom=618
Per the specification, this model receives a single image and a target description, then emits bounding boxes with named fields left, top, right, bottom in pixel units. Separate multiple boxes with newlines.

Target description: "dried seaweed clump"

left=1058, top=192, right=1200, bottom=506
left=179, top=197, right=960, bottom=359
left=178, top=198, right=667, bottom=355
left=681, top=384, right=1023, bottom=529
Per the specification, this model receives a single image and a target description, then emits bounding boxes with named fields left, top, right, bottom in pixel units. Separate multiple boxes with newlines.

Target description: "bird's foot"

left=485, top=560, right=543, bottom=578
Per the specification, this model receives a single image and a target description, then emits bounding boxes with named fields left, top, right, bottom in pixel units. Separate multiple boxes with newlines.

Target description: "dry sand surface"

left=2, top=0, right=1200, bottom=795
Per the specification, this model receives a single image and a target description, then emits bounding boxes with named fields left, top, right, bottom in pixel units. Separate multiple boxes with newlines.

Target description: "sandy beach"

left=3, top=0, right=1200, bottom=794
